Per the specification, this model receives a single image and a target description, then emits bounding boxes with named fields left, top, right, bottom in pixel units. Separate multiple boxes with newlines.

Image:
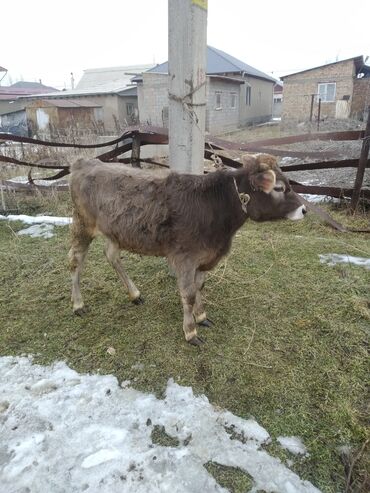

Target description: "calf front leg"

left=193, top=270, right=213, bottom=327
left=175, top=267, right=204, bottom=346
left=104, top=240, right=143, bottom=304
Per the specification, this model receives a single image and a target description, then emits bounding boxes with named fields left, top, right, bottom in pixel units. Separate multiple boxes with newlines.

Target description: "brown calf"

left=69, top=158, right=305, bottom=345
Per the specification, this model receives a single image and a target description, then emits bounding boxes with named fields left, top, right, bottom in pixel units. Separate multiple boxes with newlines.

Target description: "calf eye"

left=273, top=185, right=285, bottom=192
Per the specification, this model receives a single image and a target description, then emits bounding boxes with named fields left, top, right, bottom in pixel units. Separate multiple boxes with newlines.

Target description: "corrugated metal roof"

left=76, top=64, right=154, bottom=90
left=21, top=79, right=140, bottom=100
left=10, top=81, right=57, bottom=91
left=147, top=46, right=276, bottom=83
left=33, top=98, right=101, bottom=108
left=0, top=82, right=59, bottom=101
left=19, top=65, right=151, bottom=100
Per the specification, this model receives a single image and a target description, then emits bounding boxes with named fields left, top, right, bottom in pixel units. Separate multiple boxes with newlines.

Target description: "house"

left=273, top=82, right=283, bottom=118
left=136, top=46, right=276, bottom=134
left=280, top=56, right=370, bottom=125
left=0, top=81, right=58, bottom=114
left=0, top=81, right=58, bottom=135
left=25, top=99, right=104, bottom=138
left=21, top=65, right=154, bottom=135
left=0, top=66, right=7, bottom=82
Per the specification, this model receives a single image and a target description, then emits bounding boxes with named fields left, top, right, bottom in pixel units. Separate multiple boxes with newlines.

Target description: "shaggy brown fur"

left=69, top=159, right=305, bottom=345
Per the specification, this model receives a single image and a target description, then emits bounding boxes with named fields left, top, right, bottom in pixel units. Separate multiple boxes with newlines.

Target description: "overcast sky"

left=1, top=0, right=369, bottom=89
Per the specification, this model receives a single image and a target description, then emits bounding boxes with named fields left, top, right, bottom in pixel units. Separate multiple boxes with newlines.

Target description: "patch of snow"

left=277, top=437, right=308, bottom=456
left=82, top=448, right=123, bottom=469
left=0, top=214, right=72, bottom=238
left=300, top=194, right=340, bottom=203
left=17, top=223, right=55, bottom=238
left=0, top=356, right=321, bottom=493
left=8, top=175, right=66, bottom=187
left=280, top=157, right=296, bottom=165
left=319, top=254, right=370, bottom=270
left=0, top=214, right=72, bottom=226
left=219, top=410, right=270, bottom=444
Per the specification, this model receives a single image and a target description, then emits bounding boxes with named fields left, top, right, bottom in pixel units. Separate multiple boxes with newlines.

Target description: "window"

left=94, top=107, right=103, bottom=122
left=245, top=84, right=251, bottom=105
left=317, top=83, right=336, bottom=102
left=215, top=92, right=222, bottom=110
left=126, top=103, right=135, bottom=116
left=230, top=92, right=237, bottom=109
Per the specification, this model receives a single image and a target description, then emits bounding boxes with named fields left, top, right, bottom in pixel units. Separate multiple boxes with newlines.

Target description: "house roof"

left=0, top=82, right=58, bottom=101
left=145, top=46, right=276, bottom=83
left=280, top=56, right=369, bottom=79
left=273, top=82, right=283, bottom=93
left=10, top=81, right=57, bottom=91
left=0, top=66, right=7, bottom=72
left=76, top=64, right=154, bottom=91
left=21, top=65, right=149, bottom=100
left=21, top=85, right=138, bottom=100
left=208, top=75, right=244, bottom=84
left=30, top=98, right=101, bottom=108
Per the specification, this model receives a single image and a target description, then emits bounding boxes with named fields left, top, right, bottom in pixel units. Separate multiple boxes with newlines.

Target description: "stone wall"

left=239, top=76, right=273, bottom=126
left=206, top=79, right=240, bottom=134
left=137, top=73, right=169, bottom=127
left=138, top=72, right=273, bottom=133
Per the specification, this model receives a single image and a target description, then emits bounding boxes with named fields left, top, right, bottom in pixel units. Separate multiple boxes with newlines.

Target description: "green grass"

left=204, top=462, right=254, bottom=492
left=0, top=194, right=369, bottom=492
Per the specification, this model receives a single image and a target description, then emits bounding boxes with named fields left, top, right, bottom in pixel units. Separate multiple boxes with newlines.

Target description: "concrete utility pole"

left=168, top=0, right=208, bottom=174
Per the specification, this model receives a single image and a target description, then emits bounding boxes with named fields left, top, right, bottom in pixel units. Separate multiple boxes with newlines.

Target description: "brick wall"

left=351, top=78, right=370, bottom=120
left=281, top=59, right=355, bottom=125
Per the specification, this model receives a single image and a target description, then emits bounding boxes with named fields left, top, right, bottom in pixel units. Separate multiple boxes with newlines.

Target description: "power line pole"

left=168, top=0, right=208, bottom=174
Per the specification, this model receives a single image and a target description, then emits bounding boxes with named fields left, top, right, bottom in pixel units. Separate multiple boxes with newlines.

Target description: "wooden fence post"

left=131, top=134, right=141, bottom=168
left=351, top=106, right=370, bottom=213
left=310, top=94, right=314, bottom=122
left=317, top=98, right=321, bottom=131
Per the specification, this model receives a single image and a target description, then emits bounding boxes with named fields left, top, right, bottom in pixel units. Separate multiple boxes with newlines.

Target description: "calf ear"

left=256, top=153, right=278, bottom=168
left=251, top=169, right=276, bottom=193
left=241, top=154, right=258, bottom=167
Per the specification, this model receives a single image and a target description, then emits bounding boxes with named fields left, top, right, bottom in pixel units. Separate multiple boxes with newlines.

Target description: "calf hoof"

left=132, top=296, right=145, bottom=305
left=198, top=318, right=214, bottom=328
left=188, top=336, right=205, bottom=346
left=73, top=306, right=88, bottom=317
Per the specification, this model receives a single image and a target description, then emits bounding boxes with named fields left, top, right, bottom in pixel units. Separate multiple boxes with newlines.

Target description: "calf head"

left=238, top=154, right=306, bottom=222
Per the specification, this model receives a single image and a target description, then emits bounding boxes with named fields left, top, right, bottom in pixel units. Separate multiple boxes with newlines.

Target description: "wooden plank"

left=351, top=106, right=370, bottom=212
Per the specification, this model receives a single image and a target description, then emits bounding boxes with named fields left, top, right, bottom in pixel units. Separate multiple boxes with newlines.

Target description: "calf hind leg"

left=69, top=222, right=93, bottom=315
left=104, top=239, right=143, bottom=304
left=175, top=266, right=204, bottom=346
